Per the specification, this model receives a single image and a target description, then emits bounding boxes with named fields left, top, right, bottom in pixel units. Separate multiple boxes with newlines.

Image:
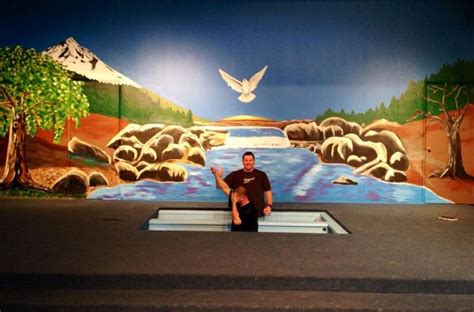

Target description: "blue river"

left=89, top=127, right=450, bottom=204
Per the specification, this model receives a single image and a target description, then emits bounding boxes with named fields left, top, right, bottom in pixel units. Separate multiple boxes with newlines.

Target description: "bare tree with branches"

left=411, top=83, right=473, bottom=179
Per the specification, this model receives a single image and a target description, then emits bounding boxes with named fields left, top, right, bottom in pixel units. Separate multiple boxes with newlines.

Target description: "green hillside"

left=82, top=82, right=208, bottom=126
left=315, top=59, right=474, bottom=125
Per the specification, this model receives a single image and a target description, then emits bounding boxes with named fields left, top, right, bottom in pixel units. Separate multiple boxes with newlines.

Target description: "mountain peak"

left=44, top=37, right=141, bottom=88
left=62, top=37, right=81, bottom=47
left=64, top=36, right=79, bottom=46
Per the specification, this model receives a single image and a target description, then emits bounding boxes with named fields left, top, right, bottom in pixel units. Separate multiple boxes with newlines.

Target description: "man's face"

left=242, top=155, right=255, bottom=172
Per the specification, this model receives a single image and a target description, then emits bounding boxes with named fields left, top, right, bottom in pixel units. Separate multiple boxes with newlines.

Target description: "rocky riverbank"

left=1, top=112, right=473, bottom=203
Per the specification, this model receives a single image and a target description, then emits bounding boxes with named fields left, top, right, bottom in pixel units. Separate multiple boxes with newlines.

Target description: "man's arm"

left=210, top=166, right=231, bottom=196
left=231, top=191, right=241, bottom=225
left=263, top=190, right=273, bottom=216
left=262, top=171, right=273, bottom=216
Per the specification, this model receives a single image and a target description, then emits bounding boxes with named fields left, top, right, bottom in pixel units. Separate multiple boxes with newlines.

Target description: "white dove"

left=218, top=65, right=267, bottom=103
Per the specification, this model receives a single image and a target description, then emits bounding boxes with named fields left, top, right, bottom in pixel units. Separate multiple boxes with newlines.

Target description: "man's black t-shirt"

left=224, top=169, right=271, bottom=217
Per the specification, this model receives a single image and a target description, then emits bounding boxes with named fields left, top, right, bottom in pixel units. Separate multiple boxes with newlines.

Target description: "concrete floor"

left=1, top=199, right=473, bottom=310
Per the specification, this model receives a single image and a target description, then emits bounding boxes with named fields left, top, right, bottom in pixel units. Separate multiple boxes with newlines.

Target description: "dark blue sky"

left=2, top=0, right=473, bottom=120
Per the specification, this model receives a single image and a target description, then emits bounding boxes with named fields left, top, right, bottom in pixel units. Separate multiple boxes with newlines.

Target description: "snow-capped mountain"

left=44, top=37, right=141, bottom=88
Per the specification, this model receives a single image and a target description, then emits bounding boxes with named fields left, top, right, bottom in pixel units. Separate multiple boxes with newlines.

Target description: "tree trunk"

left=429, top=124, right=474, bottom=179
left=0, top=115, right=50, bottom=191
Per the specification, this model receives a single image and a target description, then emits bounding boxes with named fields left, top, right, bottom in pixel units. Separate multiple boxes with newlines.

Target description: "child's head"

left=235, top=186, right=247, bottom=196
left=233, top=186, right=248, bottom=204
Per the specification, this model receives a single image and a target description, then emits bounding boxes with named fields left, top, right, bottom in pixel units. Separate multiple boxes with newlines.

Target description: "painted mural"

left=0, top=0, right=473, bottom=204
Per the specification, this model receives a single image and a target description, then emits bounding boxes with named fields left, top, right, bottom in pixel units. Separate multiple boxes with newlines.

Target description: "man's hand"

left=210, top=166, right=217, bottom=175
left=210, top=165, right=223, bottom=177
left=263, top=206, right=272, bottom=216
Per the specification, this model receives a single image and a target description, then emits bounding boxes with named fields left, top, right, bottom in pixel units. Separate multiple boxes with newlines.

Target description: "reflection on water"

left=90, top=145, right=449, bottom=204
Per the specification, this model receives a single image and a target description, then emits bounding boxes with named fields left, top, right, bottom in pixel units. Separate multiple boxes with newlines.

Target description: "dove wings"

left=218, top=65, right=267, bottom=103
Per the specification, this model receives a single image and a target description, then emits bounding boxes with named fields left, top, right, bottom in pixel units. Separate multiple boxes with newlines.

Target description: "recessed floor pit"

left=148, top=209, right=349, bottom=234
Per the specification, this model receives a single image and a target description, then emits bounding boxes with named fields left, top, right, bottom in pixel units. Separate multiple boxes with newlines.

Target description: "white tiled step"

left=148, top=210, right=348, bottom=234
